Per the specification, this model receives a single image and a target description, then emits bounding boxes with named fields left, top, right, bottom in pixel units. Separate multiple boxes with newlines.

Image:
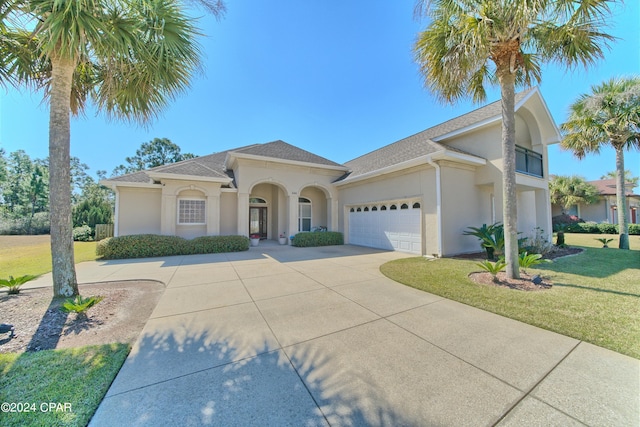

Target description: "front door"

left=249, top=207, right=268, bottom=239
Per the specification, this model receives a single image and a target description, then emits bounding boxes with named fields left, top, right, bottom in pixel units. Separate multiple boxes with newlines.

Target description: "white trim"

left=226, top=152, right=349, bottom=172
left=336, top=151, right=485, bottom=187
left=114, top=188, right=120, bottom=237
left=426, top=158, right=443, bottom=257
left=101, top=180, right=161, bottom=189
left=147, top=172, right=232, bottom=184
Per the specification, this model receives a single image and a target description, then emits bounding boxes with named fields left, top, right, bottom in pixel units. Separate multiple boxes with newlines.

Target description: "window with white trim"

left=298, top=197, right=311, bottom=231
left=178, top=199, right=206, bottom=224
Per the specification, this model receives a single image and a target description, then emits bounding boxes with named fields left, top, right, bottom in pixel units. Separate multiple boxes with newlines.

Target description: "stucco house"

left=551, top=179, right=640, bottom=225
left=102, top=87, right=560, bottom=257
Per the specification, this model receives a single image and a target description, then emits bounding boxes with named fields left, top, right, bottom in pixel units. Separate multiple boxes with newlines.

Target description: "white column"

left=161, top=186, right=176, bottom=236
left=288, top=193, right=298, bottom=238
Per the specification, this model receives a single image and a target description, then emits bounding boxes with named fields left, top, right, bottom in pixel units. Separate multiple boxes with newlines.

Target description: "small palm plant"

left=518, top=252, right=551, bottom=275
left=476, top=260, right=506, bottom=283
left=0, top=275, right=38, bottom=295
left=595, top=238, right=614, bottom=248
left=61, top=295, right=104, bottom=320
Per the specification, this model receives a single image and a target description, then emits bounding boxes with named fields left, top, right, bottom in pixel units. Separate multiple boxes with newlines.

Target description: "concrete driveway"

left=59, top=243, right=638, bottom=426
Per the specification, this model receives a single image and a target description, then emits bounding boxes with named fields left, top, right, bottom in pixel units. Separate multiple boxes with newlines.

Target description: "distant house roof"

left=340, top=88, right=536, bottom=182
left=104, top=140, right=345, bottom=187
left=588, top=179, right=639, bottom=197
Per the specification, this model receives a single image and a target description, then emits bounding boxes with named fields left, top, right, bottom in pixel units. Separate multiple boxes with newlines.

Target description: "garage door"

left=348, top=202, right=421, bottom=254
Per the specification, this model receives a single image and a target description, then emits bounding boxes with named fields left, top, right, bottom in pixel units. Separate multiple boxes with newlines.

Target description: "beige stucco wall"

left=300, top=186, right=328, bottom=229
left=439, top=162, right=488, bottom=255
left=220, top=191, right=238, bottom=234
left=116, top=187, right=162, bottom=236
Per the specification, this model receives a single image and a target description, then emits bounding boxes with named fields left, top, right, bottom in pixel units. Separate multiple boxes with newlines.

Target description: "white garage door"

left=348, top=202, right=422, bottom=254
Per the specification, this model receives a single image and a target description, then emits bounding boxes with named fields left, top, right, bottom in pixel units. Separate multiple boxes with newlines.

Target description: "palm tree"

left=600, top=170, right=639, bottom=188
left=1, top=0, right=224, bottom=297
left=413, top=0, right=614, bottom=278
left=549, top=175, right=600, bottom=214
left=561, top=77, right=640, bottom=250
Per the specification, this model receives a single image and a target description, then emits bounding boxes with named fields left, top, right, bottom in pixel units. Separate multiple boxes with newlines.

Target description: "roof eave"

left=335, top=150, right=485, bottom=186
left=226, top=152, right=349, bottom=172
left=147, top=172, right=232, bottom=184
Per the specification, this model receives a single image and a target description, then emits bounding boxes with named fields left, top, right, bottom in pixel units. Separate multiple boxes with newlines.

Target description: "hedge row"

left=291, top=231, right=343, bottom=247
left=561, top=222, right=640, bottom=235
left=96, top=234, right=250, bottom=259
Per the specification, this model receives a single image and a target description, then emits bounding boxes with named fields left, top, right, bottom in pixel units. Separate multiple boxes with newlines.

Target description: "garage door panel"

left=349, top=202, right=421, bottom=254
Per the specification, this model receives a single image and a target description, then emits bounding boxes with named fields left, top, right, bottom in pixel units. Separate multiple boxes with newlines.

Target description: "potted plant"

left=279, top=233, right=287, bottom=245
left=250, top=234, right=260, bottom=246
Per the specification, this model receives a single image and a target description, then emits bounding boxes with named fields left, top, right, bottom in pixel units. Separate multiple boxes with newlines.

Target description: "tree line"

left=0, top=138, right=193, bottom=235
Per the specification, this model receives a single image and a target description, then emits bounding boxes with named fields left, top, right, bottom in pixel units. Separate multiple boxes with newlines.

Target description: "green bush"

left=97, top=234, right=249, bottom=259
left=73, top=225, right=94, bottom=242
left=190, top=235, right=250, bottom=254
left=564, top=222, right=639, bottom=235
left=291, top=231, right=343, bottom=247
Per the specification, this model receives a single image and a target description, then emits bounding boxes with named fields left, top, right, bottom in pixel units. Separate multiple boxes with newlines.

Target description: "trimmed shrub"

left=73, top=225, right=94, bottom=241
left=291, top=231, right=343, bottom=247
left=97, top=234, right=249, bottom=259
left=563, top=222, right=639, bottom=235
left=552, top=214, right=583, bottom=231
left=190, top=235, right=250, bottom=254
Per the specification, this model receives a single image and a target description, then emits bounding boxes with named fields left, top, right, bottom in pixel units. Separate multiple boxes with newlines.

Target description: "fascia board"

left=227, top=152, right=349, bottom=172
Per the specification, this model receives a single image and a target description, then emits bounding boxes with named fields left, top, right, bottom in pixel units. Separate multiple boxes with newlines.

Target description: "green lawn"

left=0, top=344, right=129, bottom=427
left=0, top=235, right=98, bottom=278
left=381, top=233, right=640, bottom=359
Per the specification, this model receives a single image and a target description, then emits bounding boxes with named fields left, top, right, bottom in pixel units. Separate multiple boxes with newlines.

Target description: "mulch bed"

left=0, top=281, right=164, bottom=354
left=454, top=246, right=584, bottom=292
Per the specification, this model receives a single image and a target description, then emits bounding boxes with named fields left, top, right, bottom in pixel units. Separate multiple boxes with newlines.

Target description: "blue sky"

left=1, top=0, right=638, bottom=183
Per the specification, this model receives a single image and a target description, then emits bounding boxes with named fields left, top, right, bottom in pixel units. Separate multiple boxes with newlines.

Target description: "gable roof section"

left=103, top=140, right=345, bottom=187
left=229, top=140, right=344, bottom=168
left=339, top=87, right=556, bottom=183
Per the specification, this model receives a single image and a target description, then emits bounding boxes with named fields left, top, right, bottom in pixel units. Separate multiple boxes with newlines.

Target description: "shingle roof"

left=588, top=179, right=638, bottom=196
left=232, top=140, right=344, bottom=167
left=105, top=140, right=343, bottom=185
left=342, top=88, right=536, bottom=180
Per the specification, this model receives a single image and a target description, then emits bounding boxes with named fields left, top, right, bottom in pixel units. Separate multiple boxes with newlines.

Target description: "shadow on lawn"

left=537, top=245, right=640, bottom=279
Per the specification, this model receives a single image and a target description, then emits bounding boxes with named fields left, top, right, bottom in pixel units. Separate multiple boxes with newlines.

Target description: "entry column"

left=237, top=192, right=249, bottom=237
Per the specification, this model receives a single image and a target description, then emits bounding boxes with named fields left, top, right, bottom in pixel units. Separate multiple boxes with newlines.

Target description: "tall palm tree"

left=562, top=76, right=640, bottom=249
left=1, top=0, right=224, bottom=297
left=414, top=0, right=614, bottom=278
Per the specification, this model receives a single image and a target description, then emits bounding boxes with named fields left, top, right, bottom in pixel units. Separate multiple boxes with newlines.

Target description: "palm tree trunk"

left=499, top=73, right=520, bottom=279
left=615, top=147, right=629, bottom=249
left=49, top=54, right=79, bottom=297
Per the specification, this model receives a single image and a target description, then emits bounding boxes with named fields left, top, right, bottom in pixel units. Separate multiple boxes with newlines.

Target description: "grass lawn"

left=0, top=344, right=129, bottom=427
left=1, top=235, right=123, bottom=426
left=0, top=235, right=97, bottom=278
left=381, top=233, right=640, bottom=359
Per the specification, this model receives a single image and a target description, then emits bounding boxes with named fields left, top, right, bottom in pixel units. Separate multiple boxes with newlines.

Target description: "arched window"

left=298, top=197, right=311, bottom=231
left=380, top=205, right=387, bottom=211
left=364, top=207, right=369, bottom=212
left=400, top=203, right=409, bottom=209
left=350, top=207, right=355, bottom=213
left=356, top=207, right=362, bottom=212
left=249, top=197, right=267, bottom=204
left=390, top=204, right=397, bottom=210
left=413, top=202, right=421, bottom=209
left=371, top=206, right=378, bottom=211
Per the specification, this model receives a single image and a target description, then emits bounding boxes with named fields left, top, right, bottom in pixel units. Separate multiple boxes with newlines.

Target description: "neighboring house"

left=102, top=87, right=560, bottom=257
left=551, top=179, right=640, bottom=225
